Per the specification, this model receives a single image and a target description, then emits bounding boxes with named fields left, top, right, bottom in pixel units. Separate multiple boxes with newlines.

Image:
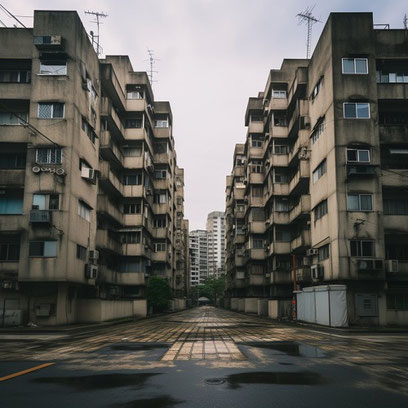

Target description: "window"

left=123, top=146, right=142, bottom=156
left=78, top=201, right=91, bottom=222
left=274, top=115, right=287, bottom=126
left=272, top=90, right=286, bottom=99
left=273, top=169, right=289, bottom=183
left=249, top=160, right=263, bottom=173
left=122, top=232, right=141, bottom=244
left=274, top=199, right=289, bottom=212
left=318, top=244, right=329, bottom=261
left=276, top=229, right=291, bottom=242
left=311, top=76, right=323, bottom=100
left=314, top=200, right=328, bottom=220
left=342, top=58, right=368, bottom=74
left=343, top=103, right=370, bottom=119
left=0, top=111, right=28, bottom=125
left=252, top=239, right=264, bottom=249
left=154, top=192, right=167, bottom=204
left=81, top=117, right=96, bottom=144
left=123, top=174, right=142, bottom=185
left=311, top=118, right=325, bottom=144
left=347, top=194, right=373, bottom=211
left=39, top=61, right=67, bottom=75
left=377, top=71, right=408, bottom=84
left=125, top=118, right=142, bottom=128
left=123, top=202, right=141, bottom=214
left=154, top=117, right=169, bottom=128
left=273, top=145, right=288, bottom=155
left=0, top=190, right=23, bottom=214
left=76, top=244, right=87, bottom=261
left=350, top=240, right=375, bottom=257
left=250, top=115, right=263, bottom=122
left=313, top=159, right=327, bottom=183
left=153, top=216, right=167, bottom=228
left=346, top=148, right=370, bottom=163
left=0, top=70, right=30, bottom=83
left=38, top=103, right=64, bottom=119
left=126, top=85, right=144, bottom=100
left=383, top=198, right=408, bottom=215
left=356, top=294, right=378, bottom=316
left=29, top=240, right=57, bottom=257
left=154, top=242, right=166, bottom=252
left=0, top=242, right=20, bottom=261
left=251, top=186, right=263, bottom=197
left=153, top=142, right=168, bottom=154
left=154, top=169, right=167, bottom=179
left=35, top=147, right=62, bottom=164
left=0, top=152, right=26, bottom=169
left=32, top=194, right=60, bottom=210
left=387, top=294, right=408, bottom=311
left=251, top=135, right=263, bottom=148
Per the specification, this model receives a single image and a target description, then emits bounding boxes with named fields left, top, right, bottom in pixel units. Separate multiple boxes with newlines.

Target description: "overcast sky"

left=2, top=0, right=406, bottom=229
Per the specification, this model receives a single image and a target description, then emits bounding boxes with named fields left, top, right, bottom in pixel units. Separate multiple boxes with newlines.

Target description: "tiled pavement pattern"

left=1, top=307, right=408, bottom=394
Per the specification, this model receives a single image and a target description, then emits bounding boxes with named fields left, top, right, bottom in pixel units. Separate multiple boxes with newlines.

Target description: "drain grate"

left=205, top=377, right=225, bottom=385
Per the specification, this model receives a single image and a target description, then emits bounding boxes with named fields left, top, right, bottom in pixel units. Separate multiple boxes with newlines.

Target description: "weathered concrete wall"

left=257, top=299, right=268, bottom=316
left=238, top=298, right=245, bottom=312
left=244, top=298, right=258, bottom=313
left=231, top=298, right=239, bottom=310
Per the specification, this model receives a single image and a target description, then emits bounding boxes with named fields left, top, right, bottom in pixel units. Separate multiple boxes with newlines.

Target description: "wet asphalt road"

left=1, top=306, right=408, bottom=407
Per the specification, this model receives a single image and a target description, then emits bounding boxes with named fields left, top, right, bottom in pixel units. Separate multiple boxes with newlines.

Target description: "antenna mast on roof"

left=404, top=14, right=408, bottom=29
left=84, top=10, right=108, bottom=56
left=146, top=48, right=159, bottom=89
left=297, top=5, right=320, bottom=59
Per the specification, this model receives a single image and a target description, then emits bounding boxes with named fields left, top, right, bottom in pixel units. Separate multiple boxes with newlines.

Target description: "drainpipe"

left=292, top=254, right=297, bottom=320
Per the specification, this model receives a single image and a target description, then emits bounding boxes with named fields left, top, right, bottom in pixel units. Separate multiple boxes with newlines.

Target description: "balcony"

left=296, top=267, right=312, bottom=283
left=381, top=169, right=408, bottom=187
left=377, top=83, right=408, bottom=100
left=347, top=164, right=377, bottom=178
left=289, top=195, right=311, bottom=224
left=248, top=172, right=264, bottom=184
left=247, top=248, right=266, bottom=260
left=289, top=160, right=310, bottom=196
left=248, top=146, right=263, bottom=160
left=269, top=211, right=289, bottom=225
left=126, top=98, right=148, bottom=113
left=123, top=184, right=144, bottom=198
left=268, top=97, right=288, bottom=111
left=153, top=203, right=170, bottom=215
left=100, top=97, right=125, bottom=141
left=248, top=273, right=265, bottom=286
left=97, top=195, right=123, bottom=225
left=234, top=252, right=246, bottom=267
left=233, top=166, right=245, bottom=178
left=0, top=82, right=31, bottom=100
left=248, top=221, right=266, bottom=234
left=123, top=156, right=144, bottom=169
left=0, top=125, right=29, bottom=143
left=100, top=130, right=123, bottom=167
left=288, top=130, right=309, bottom=164
left=383, top=215, right=408, bottom=233
left=349, top=258, right=385, bottom=280
left=100, top=63, right=126, bottom=111
left=117, top=272, right=145, bottom=286
left=379, top=125, right=408, bottom=144
left=0, top=170, right=25, bottom=186
left=269, top=154, right=289, bottom=167
left=233, top=208, right=245, bottom=219
left=270, top=125, right=288, bottom=138
left=122, top=243, right=147, bottom=257
left=233, top=186, right=246, bottom=200
left=151, top=251, right=169, bottom=263
left=155, top=126, right=172, bottom=139
left=154, top=179, right=171, bottom=190
left=248, top=196, right=263, bottom=207
left=123, top=214, right=144, bottom=227
left=29, top=210, right=51, bottom=224
left=248, top=121, right=264, bottom=133
left=272, top=183, right=289, bottom=196
left=291, top=229, right=311, bottom=253
left=0, top=261, right=18, bottom=280
left=96, top=229, right=122, bottom=254
left=267, top=242, right=291, bottom=256
left=154, top=152, right=172, bottom=166
left=99, top=161, right=123, bottom=196
left=152, top=227, right=168, bottom=239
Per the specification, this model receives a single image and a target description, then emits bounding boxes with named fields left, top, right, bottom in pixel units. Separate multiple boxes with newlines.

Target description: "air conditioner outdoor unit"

left=307, top=248, right=318, bottom=256
left=385, top=259, right=399, bottom=273
left=81, top=167, right=96, bottom=183
left=311, top=264, right=324, bottom=280
left=88, top=249, right=99, bottom=262
left=85, top=264, right=98, bottom=279
left=30, top=209, right=51, bottom=224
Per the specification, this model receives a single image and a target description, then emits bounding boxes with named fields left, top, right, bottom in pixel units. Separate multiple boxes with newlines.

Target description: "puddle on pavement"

left=31, top=373, right=160, bottom=390
left=225, top=371, right=326, bottom=388
left=109, top=343, right=170, bottom=352
left=96, top=343, right=170, bottom=360
left=242, top=341, right=327, bottom=358
left=110, top=396, right=184, bottom=408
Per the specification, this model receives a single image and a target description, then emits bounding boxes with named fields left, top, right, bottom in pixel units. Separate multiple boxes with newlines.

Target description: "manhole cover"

left=205, top=378, right=225, bottom=385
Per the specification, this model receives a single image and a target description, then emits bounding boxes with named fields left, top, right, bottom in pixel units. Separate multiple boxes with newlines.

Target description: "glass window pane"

left=342, top=58, right=355, bottom=73
left=350, top=241, right=359, bottom=256
left=347, top=149, right=357, bottom=161
left=362, top=241, right=374, bottom=257
left=355, top=59, right=368, bottom=74
left=33, top=194, right=46, bottom=210
left=44, top=241, right=57, bottom=257
left=356, top=103, right=370, bottom=118
left=347, top=194, right=359, bottom=210
left=29, top=241, right=43, bottom=256
left=344, top=103, right=356, bottom=118
left=358, top=150, right=370, bottom=162
left=53, top=103, right=64, bottom=118
left=360, top=195, right=372, bottom=211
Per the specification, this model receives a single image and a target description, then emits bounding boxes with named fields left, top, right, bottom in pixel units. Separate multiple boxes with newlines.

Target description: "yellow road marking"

left=0, top=362, right=54, bottom=382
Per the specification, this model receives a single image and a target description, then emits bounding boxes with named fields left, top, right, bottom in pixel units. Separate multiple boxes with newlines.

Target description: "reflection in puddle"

left=226, top=371, right=326, bottom=388
left=110, top=343, right=169, bottom=352
left=110, top=396, right=184, bottom=408
left=32, top=373, right=160, bottom=390
left=244, top=342, right=327, bottom=357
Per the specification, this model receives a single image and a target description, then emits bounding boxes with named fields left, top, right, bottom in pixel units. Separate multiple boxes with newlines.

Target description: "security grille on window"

left=314, top=199, right=328, bottom=220
left=29, top=241, right=57, bottom=257
left=342, top=58, right=368, bottom=74
left=39, top=61, right=67, bottom=75
left=346, top=148, right=370, bottom=163
left=313, top=159, right=327, bottom=183
left=350, top=240, right=375, bottom=257
left=272, top=90, right=287, bottom=99
left=78, top=200, right=91, bottom=222
left=38, top=103, right=64, bottom=119
left=311, top=118, right=325, bottom=144
left=32, top=194, right=59, bottom=210
left=123, top=203, right=141, bottom=214
left=343, top=103, right=370, bottom=119
left=347, top=194, right=373, bottom=211
left=318, top=244, right=329, bottom=261
left=35, top=147, right=62, bottom=164
left=387, top=294, right=408, bottom=311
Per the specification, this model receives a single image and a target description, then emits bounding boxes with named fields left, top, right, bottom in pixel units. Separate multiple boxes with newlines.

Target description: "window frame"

left=347, top=193, right=373, bottom=212
left=346, top=148, right=371, bottom=163
left=350, top=239, right=375, bottom=257
left=39, top=61, right=67, bottom=76
left=28, top=240, right=57, bottom=257
left=343, top=102, right=370, bottom=119
left=313, top=159, right=327, bottom=184
left=37, top=102, right=65, bottom=119
left=342, top=58, right=368, bottom=75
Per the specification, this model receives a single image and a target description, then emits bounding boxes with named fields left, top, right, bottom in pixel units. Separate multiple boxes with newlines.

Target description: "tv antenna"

left=85, top=10, right=108, bottom=56
left=297, top=5, right=320, bottom=59
left=146, top=48, right=159, bottom=89
left=404, top=14, right=408, bottom=29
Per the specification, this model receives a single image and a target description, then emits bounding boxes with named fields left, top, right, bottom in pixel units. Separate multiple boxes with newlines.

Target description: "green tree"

left=201, top=276, right=226, bottom=304
left=146, top=276, right=172, bottom=313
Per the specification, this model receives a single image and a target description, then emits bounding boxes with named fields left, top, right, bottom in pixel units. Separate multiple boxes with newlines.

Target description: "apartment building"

left=189, top=229, right=208, bottom=285
left=206, top=211, right=226, bottom=279
left=0, top=10, right=188, bottom=326
left=225, top=12, right=408, bottom=326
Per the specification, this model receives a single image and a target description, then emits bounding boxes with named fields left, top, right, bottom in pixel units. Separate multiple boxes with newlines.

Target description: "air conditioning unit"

left=81, top=167, right=96, bottom=183
left=311, top=264, right=324, bottom=280
left=385, top=259, right=399, bottom=273
left=85, top=264, right=98, bottom=279
left=88, top=249, right=99, bottom=262
left=30, top=210, right=51, bottom=224
left=358, top=259, right=383, bottom=271
left=307, top=248, right=318, bottom=256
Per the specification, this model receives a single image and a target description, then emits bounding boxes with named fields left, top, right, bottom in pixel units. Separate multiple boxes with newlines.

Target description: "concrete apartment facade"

left=0, top=10, right=189, bottom=326
left=206, top=211, right=226, bottom=279
left=225, top=12, right=408, bottom=326
left=189, top=229, right=208, bottom=286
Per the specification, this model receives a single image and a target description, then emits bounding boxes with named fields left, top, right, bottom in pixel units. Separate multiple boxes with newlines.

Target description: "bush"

left=146, top=276, right=172, bottom=312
